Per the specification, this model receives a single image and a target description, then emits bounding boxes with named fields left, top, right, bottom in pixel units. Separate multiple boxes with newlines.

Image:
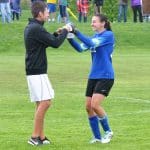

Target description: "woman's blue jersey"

left=68, top=30, right=115, bottom=79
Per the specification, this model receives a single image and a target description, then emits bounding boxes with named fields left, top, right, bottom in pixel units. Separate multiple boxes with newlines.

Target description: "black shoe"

left=28, top=137, right=42, bottom=146
left=41, top=137, right=50, bottom=144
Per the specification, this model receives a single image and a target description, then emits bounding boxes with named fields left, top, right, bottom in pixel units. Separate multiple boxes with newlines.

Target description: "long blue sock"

left=89, top=116, right=101, bottom=139
left=98, top=115, right=111, bottom=132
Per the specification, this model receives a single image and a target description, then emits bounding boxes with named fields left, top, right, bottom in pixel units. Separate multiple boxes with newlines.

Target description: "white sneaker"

left=89, top=138, right=101, bottom=144
left=52, top=18, right=55, bottom=22
left=41, top=137, right=50, bottom=145
left=101, top=131, right=113, bottom=144
left=48, top=18, right=51, bottom=23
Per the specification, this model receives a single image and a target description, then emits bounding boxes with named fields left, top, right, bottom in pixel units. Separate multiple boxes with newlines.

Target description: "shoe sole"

left=28, top=141, right=35, bottom=146
left=28, top=140, right=42, bottom=146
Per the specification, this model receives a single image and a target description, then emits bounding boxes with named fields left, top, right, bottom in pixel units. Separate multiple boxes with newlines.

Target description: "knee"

left=47, top=100, right=51, bottom=108
left=85, top=102, right=91, bottom=113
left=91, top=102, right=98, bottom=112
left=43, top=100, right=51, bottom=108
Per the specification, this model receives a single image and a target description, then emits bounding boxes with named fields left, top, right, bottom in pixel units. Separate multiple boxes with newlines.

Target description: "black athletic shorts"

left=94, top=0, right=104, bottom=6
left=86, top=79, right=114, bottom=97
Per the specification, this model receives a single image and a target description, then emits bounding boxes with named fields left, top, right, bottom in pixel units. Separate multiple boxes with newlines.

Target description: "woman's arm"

left=75, top=30, right=114, bottom=48
left=68, top=38, right=89, bottom=53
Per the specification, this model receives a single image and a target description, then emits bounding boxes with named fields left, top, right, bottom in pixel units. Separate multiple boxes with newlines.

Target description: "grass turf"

left=0, top=11, right=150, bottom=150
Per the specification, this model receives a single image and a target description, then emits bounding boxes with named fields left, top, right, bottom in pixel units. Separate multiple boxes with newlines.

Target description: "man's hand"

left=63, top=22, right=76, bottom=32
left=53, top=28, right=63, bottom=36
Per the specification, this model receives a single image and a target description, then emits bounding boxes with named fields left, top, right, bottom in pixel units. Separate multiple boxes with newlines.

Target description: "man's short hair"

left=31, top=1, right=47, bottom=18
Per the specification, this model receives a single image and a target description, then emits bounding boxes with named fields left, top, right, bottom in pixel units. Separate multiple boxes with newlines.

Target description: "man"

left=24, top=1, right=73, bottom=146
left=118, top=0, right=128, bottom=22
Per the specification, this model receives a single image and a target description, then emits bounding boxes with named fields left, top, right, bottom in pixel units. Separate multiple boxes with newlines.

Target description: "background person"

left=93, top=0, right=104, bottom=14
left=58, top=0, right=68, bottom=23
left=10, top=0, right=21, bottom=21
left=68, top=14, right=115, bottom=144
left=77, top=0, right=89, bottom=23
left=0, top=0, right=12, bottom=23
left=131, top=0, right=143, bottom=22
left=118, top=0, right=128, bottom=22
left=47, top=0, right=57, bottom=22
left=24, top=1, right=73, bottom=146
left=57, top=4, right=70, bottom=23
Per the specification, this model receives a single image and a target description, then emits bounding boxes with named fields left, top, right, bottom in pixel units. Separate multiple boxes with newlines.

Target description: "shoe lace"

left=103, top=131, right=111, bottom=139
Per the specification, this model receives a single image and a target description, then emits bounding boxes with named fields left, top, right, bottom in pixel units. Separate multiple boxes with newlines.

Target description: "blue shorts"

left=47, top=3, right=56, bottom=13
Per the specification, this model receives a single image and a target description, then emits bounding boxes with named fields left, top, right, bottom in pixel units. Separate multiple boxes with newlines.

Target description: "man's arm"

left=36, top=27, right=68, bottom=48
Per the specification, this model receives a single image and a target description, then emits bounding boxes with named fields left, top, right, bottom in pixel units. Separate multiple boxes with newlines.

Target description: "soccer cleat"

left=41, top=137, right=50, bottom=145
left=101, top=131, right=113, bottom=144
left=89, top=137, right=101, bottom=144
left=28, top=137, right=42, bottom=146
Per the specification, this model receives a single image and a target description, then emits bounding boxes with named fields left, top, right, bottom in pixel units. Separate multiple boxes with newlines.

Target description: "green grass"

left=0, top=11, right=150, bottom=150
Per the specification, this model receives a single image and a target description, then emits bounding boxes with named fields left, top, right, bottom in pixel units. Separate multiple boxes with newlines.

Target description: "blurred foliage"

left=68, top=0, right=118, bottom=22
left=21, top=0, right=31, bottom=10
left=103, top=0, right=118, bottom=22
left=21, top=0, right=118, bottom=21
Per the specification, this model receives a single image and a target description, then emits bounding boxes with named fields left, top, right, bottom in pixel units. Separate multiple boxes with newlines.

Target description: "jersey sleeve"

left=75, top=30, right=114, bottom=49
left=68, top=38, right=89, bottom=53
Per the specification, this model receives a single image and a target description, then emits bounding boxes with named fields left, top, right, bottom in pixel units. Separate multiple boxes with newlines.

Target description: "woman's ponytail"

left=104, top=20, right=112, bottom=31
left=95, top=14, right=112, bottom=31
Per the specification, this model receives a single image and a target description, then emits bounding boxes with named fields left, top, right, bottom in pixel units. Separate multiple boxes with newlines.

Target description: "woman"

left=68, top=14, right=115, bottom=144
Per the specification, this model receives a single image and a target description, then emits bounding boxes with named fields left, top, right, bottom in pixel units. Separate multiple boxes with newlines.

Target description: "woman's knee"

left=85, top=102, right=91, bottom=113
left=91, top=102, right=98, bottom=112
left=85, top=97, right=92, bottom=113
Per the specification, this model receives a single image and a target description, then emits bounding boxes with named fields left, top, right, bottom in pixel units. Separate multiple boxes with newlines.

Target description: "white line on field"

left=114, top=96, right=150, bottom=104
left=112, top=109, right=150, bottom=117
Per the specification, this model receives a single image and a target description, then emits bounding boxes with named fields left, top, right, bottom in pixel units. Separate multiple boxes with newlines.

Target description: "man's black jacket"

left=24, top=18, right=68, bottom=75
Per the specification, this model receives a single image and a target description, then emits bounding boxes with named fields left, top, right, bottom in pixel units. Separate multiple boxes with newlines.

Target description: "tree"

left=102, top=0, right=118, bottom=22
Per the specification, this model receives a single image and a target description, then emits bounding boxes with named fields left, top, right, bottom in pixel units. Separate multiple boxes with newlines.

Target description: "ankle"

left=40, top=136, right=46, bottom=140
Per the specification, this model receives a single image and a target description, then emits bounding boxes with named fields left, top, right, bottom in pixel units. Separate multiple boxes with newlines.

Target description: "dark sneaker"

left=28, top=137, right=42, bottom=146
left=41, top=137, right=50, bottom=145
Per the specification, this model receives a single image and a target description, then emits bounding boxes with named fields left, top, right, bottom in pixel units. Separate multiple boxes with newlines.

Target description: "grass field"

left=0, top=11, right=150, bottom=150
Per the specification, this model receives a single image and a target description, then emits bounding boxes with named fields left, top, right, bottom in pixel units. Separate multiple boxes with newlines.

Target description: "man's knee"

left=41, top=100, right=51, bottom=108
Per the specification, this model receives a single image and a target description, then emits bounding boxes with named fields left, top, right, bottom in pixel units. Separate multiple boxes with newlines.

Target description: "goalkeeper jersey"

left=68, top=30, right=115, bottom=79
